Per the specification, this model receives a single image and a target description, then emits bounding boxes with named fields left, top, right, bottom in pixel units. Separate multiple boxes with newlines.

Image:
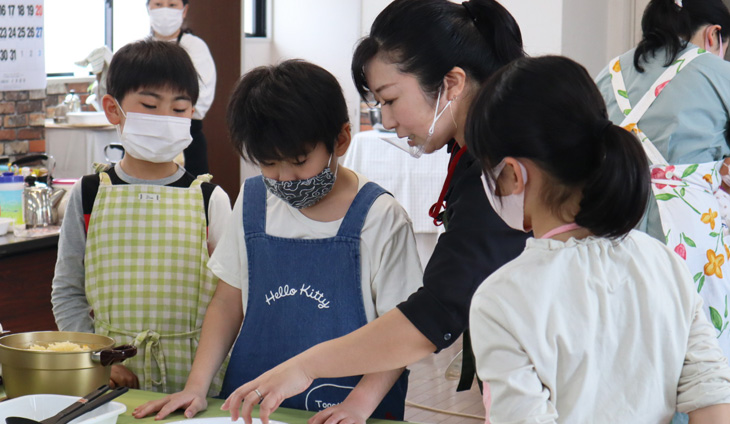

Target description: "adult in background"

left=220, top=0, right=531, bottom=422
left=148, top=0, right=216, bottom=176
left=595, top=0, right=730, bottom=241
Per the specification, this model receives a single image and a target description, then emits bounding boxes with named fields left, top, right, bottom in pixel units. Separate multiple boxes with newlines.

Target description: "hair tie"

left=462, top=1, right=478, bottom=24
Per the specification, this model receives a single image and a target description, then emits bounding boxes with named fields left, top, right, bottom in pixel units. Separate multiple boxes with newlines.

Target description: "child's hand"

left=307, top=399, right=370, bottom=424
left=109, top=364, right=139, bottom=389
left=132, top=389, right=208, bottom=420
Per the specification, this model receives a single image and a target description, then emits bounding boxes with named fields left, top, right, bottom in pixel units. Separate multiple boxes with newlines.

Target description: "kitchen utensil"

left=5, top=385, right=110, bottom=424
left=12, top=155, right=55, bottom=186
left=22, top=185, right=66, bottom=228
left=0, top=394, right=125, bottom=424
left=5, top=387, right=128, bottom=424
left=0, top=331, right=137, bottom=399
left=103, top=144, right=124, bottom=165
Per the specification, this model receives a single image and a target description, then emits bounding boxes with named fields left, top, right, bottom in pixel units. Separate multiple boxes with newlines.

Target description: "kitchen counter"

left=0, top=387, right=417, bottom=424
left=0, top=228, right=59, bottom=258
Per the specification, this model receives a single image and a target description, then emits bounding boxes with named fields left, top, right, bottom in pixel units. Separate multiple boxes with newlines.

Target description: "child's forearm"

left=344, top=368, right=407, bottom=416
left=185, top=280, right=243, bottom=395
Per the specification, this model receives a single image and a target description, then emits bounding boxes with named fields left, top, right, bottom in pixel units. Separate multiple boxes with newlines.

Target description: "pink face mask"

left=705, top=27, right=725, bottom=58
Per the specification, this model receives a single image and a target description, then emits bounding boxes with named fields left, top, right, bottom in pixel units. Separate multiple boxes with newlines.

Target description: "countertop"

left=0, top=387, right=417, bottom=424
left=0, top=227, right=60, bottom=257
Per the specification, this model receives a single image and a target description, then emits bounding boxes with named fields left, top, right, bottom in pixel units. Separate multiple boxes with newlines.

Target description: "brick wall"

left=0, top=89, right=46, bottom=157
left=0, top=79, right=94, bottom=160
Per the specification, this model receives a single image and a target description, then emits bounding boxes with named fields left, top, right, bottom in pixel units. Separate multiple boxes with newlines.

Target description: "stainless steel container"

left=0, top=331, right=136, bottom=398
left=22, top=185, right=66, bottom=228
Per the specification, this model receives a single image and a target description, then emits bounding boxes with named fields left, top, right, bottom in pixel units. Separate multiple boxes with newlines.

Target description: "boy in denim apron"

left=51, top=39, right=231, bottom=394
left=134, top=60, right=423, bottom=421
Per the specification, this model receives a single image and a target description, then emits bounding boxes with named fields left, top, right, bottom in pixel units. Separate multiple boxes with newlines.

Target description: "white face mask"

left=115, top=101, right=192, bottom=163
left=149, top=7, right=184, bottom=37
left=481, top=160, right=529, bottom=232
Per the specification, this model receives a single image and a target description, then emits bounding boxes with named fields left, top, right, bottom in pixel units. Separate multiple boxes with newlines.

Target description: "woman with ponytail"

left=595, top=0, right=730, bottom=241
left=468, top=55, right=730, bottom=423
left=213, top=0, right=530, bottom=422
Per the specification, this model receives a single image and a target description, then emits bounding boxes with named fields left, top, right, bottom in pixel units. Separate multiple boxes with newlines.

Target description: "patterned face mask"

left=262, top=154, right=338, bottom=209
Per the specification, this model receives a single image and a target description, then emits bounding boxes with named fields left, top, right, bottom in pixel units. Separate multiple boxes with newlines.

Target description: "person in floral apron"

left=51, top=39, right=231, bottom=394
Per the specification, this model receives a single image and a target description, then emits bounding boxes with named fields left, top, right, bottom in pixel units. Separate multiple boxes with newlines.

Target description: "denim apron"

left=220, top=177, right=409, bottom=420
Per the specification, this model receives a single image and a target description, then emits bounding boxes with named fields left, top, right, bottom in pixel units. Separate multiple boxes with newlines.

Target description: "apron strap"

left=243, top=177, right=267, bottom=235
left=98, top=172, right=112, bottom=187
left=609, top=48, right=706, bottom=166
left=336, top=182, right=389, bottom=239
left=95, top=319, right=201, bottom=392
left=191, top=173, right=213, bottom=186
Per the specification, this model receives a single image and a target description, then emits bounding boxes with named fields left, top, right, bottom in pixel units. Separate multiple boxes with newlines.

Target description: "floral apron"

left=609, top=48, right=730, bottom=355
left=84, top=172, right=226, bottom=394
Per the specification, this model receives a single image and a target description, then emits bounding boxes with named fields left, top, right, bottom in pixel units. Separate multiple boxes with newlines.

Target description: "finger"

left=308, top=408, right=333, bottom=424
left=157, top=397, right=192, bottom=420
left=132, top=398, right=168, bottom=418
left=108, top=378, right=116, bottom=389
left=184, top=397, right=207, bottom=419
left=257, top=393, right=285, bottom=424
left=240, top=390, right=262, bottom=424
left=323, top=411, right=347, bottom=424
left=223, top=389, right=247, bottom=422
left=132, top=374, right=140, bottom=389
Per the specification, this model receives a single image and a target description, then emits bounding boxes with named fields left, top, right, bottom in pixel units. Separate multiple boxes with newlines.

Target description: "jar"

left=0, top=173, right=25, bottom=226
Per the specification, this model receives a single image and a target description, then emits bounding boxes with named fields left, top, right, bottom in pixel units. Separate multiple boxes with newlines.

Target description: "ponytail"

left=352, top=0, right=525, bottom=100
left=575, top=125, right=649, bottom=238
left=462, top=0, right=525, bottom=70
left=466, top=56, right=650, bottom=239
left=634, top=0, right=730, bottom=72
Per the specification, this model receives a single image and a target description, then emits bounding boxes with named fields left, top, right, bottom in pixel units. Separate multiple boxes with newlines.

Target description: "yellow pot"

left=0, top=331, right=136, bottom=398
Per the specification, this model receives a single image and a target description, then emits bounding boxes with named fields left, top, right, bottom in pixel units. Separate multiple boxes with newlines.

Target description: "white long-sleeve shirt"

left=470, top=230, right=730, bottom=424
left=179, top=33, right=216, bottom=120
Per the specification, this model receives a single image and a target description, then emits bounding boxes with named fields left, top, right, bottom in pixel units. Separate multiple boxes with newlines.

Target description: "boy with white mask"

left=147, top=0, right=216, bottom=177
left=51, top=39, right=231, bottom=394
left=134, top=59, right=423, bottom=422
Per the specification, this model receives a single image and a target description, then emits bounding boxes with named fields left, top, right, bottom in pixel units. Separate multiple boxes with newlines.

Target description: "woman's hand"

left=132, top=389, right=208, bottom=420
left=109, top=364, right=139, bottom=389
left=307, top=400, right=369, bottom=424
left=221, top=358, right=314, bottom=424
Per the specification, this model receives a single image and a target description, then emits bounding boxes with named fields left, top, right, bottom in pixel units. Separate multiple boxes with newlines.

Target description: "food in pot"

left=27, top=341, right=92, bottom=352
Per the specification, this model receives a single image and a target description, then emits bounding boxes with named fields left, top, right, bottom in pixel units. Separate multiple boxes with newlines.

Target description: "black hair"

left=634, top=0, right=730, bottom=72
left=352, top=0, right=524, bottom=102
left=466, top=56, right=650, bottom=238
left=106, top=39, right=199, bottom=104
left=227, top=59, right=349, bottom=164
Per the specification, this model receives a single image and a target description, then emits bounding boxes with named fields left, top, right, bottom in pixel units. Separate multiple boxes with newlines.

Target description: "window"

left=244, top=0, right=266, bottom=37
left=44, top=0, right=150, bottom=77
left=44, top=0, right=106, bottom=76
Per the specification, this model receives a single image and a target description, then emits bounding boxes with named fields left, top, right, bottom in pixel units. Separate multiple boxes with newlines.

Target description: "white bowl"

left=0, top=394, right=126, bottom=424
left=0, top=217, right=13, bottom=235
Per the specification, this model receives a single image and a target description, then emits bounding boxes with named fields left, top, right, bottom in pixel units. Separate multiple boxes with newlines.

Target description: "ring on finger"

left=254, top=389, right=264, bottom=403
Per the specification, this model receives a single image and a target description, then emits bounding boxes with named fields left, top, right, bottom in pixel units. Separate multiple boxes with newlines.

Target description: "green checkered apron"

left=84, top=172, right=226, bottom=394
